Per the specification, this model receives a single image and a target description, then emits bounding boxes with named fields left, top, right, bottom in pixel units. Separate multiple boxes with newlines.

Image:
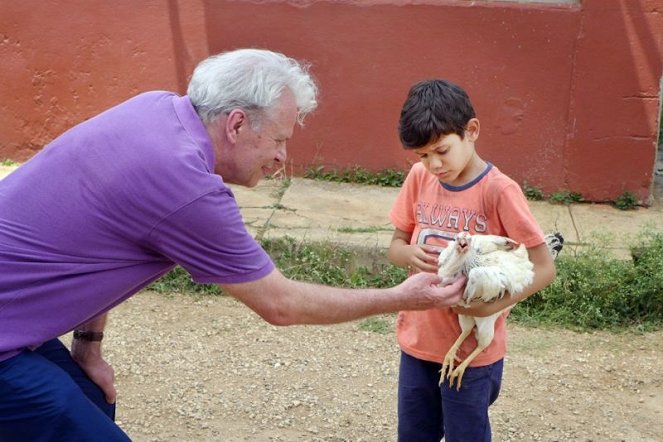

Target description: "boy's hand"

left=388, top=228, right=440, bottom=274
left=402, top=244, right=440, bottom=274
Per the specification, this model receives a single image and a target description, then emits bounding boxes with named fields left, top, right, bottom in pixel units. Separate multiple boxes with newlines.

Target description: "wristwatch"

left=73, top=330, right=104, bottom=342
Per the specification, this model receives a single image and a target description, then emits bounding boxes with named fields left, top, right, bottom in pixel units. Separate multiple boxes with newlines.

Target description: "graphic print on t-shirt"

left=414, top=201, right=489, bottom=252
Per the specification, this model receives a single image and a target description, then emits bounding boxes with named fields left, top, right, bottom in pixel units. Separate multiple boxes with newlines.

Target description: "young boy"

left=388, top=79, right=556, bottom=441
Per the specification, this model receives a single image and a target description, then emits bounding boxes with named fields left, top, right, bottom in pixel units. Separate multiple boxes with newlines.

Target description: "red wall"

left=1, top=0, right=661, bottom=202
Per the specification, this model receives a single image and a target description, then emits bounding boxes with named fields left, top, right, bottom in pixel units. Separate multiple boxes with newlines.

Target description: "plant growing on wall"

left=612, top=191, right=639, bottom=210
left=549, top=190, right=584, bottom=205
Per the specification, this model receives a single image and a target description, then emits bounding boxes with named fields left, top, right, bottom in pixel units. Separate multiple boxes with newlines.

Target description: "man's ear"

left=465, top=118, right=480, bottom=142
left=226, top=109, right=248, bottom=143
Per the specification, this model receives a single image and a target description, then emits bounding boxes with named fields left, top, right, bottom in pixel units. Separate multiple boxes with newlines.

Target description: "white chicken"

left=437, top=232, right=535, bottom=390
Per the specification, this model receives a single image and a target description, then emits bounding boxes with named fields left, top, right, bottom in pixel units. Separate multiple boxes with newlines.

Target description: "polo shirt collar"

left=172, top=95, right=216, bottom=173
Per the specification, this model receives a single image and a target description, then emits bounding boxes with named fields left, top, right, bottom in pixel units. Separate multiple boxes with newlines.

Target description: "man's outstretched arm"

left=221, top=268, right=465, bottom=326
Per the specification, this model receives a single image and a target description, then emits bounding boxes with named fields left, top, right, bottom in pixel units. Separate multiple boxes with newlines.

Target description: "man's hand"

left=398, top=272, right=466, bottom=310
left=71, top=340, right=117, bottom=404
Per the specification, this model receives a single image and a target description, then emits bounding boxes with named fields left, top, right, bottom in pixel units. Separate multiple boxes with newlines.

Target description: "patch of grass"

left=1, top=159, right=17, bottom=166
left=358, top=317, right=393, bottom=334
left=548, top=190, right=584, bottom=205
left=261, top=237, right=355, bottom=286
left=149, top=266, right=220, bottom=295
left=261, top=236, right=407, bottom=288
left=512, top=230, right=663, bottom=331
left=304, top=166, right=405, bottom=187
left=149, top=237, right=407, bottom=299
left=612, top=191, right=639, bottom=210
left=347, top=265, right=408, bottom=289
left=150, top=231, right=663, bottom=332
left=336, top=226, right=391, bottom=234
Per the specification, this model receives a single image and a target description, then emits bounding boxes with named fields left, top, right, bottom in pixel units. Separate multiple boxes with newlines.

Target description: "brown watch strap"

left=73, top=330, right=104, bottom=342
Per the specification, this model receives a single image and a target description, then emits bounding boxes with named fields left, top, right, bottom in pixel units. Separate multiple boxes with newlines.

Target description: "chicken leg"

left=440, top=314, right=475, bottom=386
left=444, top=312, right=502, bottom=390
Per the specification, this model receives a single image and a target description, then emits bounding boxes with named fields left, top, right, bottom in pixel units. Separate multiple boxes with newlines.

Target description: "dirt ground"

left=102, top=291, right=662, bottom=441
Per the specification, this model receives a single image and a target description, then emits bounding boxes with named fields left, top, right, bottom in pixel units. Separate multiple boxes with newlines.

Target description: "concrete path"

left=2, top=164, right=661, bottom=261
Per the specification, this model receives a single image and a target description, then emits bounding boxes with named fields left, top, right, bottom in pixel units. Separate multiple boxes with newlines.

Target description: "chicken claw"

left=448, top=363, right=469, bottom=391
left=439, top=349, right=458, bottom=385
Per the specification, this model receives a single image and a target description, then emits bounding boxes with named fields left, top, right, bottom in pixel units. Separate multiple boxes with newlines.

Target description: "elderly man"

left=0, top=49, right=464, bottom=440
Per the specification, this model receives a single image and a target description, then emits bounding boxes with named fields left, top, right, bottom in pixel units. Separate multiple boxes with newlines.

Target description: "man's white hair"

left=187, top=48, right=318, bottom=127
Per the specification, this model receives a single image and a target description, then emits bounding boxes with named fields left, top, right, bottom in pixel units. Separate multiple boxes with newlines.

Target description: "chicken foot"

left=439, top=325, right=473, bottom=386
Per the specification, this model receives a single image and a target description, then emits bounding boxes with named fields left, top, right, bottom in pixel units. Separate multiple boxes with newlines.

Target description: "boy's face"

left=413, top=118, right=482, bottom=187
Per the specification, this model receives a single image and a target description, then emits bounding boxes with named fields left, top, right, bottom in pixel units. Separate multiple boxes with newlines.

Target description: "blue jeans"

left=398, top=351, right=503, bottom=442
left=0, top=339, right=130, bottom=441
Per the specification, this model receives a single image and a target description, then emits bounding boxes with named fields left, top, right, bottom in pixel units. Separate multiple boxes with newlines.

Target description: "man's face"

left=215, top=90, right=298, bottom=187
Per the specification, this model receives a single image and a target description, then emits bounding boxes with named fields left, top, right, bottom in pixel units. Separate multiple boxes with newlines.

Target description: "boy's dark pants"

left=398, top=351, right=503, bottom=442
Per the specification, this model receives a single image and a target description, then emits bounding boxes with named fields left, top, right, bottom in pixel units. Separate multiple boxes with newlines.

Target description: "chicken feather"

left=437, top=232, right=534, bottom=390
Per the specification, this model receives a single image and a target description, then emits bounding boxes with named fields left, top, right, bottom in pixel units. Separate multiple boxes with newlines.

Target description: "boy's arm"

left=452, top=242, right=556, bottom=317
left=388, top=228, right=439, bottom=274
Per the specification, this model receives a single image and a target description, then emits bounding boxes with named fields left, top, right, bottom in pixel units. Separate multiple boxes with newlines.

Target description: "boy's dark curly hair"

left=398, top=79, right=476, bottom=149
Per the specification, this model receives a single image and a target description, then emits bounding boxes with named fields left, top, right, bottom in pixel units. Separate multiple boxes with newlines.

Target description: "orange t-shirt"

left=390, top=162, right=544, bottom=366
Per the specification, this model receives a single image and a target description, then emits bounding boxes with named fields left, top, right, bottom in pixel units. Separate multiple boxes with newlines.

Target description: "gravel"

left=99, top=291, right=662, bottom=441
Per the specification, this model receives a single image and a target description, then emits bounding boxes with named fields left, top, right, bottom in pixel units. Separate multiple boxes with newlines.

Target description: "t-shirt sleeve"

left=494, top=182, right=545, bottom=248
left=390, top=164, right=420, bottom=232
left=146, top=188, right=274, bottom=284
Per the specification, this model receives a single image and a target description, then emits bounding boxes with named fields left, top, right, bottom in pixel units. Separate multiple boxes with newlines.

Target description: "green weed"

left=271, top=176, right=291, bottom=200
left=549, top=190, right=584, bottom=205
left=304, top=166, right=405, bottom=187
left=612, top=191, right=639, bottom=210
left=522, top=183, right=545, bottom=201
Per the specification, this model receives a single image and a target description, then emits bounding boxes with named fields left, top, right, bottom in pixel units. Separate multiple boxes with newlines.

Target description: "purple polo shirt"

left=0, top=92, right=274, bottom=362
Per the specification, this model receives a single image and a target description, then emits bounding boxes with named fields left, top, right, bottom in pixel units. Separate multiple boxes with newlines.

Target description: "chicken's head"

left=437, top=232, right=473, bottom=285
